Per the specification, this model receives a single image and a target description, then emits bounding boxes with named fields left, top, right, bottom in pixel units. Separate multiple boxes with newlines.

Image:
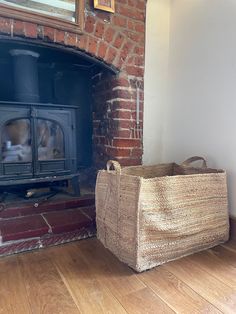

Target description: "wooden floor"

left=1, top=239, right=236, bottom=314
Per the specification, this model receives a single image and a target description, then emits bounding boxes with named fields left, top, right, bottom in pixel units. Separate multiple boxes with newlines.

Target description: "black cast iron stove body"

left=0, top=48, right=79, bottom=193
left=0, top=101, right=77, bottom=184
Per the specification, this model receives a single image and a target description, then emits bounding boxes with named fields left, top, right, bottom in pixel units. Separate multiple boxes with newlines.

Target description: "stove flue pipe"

left=10, top=49, right=40, bottom=103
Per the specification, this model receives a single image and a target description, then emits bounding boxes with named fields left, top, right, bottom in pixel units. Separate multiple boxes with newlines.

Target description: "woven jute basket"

left=96, top=157, right=229, bottom=272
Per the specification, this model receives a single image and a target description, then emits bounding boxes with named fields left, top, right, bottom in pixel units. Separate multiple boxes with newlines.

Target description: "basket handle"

left=106, top=160, right=121, bottom=174
left=181, top=156, right=207, bottom=168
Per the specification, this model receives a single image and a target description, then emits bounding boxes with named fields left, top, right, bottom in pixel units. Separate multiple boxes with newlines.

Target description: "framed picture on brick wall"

left=94, top=0, right=115, bottom=13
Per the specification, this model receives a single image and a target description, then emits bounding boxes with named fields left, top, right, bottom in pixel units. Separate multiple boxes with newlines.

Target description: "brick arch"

left=0, top=16, right=144, bottom=73
left=0, top=36, right=118, bottom=77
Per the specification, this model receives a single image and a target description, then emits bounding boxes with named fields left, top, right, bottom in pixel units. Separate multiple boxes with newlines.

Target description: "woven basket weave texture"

left=96, top=157, right=229, bottom=272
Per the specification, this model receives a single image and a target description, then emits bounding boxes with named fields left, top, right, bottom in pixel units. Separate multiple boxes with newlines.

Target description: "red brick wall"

left=0, top=0, right=146, bottom=167
left=92, top=71, right=144, bottom=167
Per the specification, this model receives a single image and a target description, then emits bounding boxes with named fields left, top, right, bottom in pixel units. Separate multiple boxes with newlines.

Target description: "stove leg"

left=71, top=176, right=80, bottom=196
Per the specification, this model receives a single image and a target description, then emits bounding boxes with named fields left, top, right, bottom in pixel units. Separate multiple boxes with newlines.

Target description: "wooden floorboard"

left=140, top=266, right=221, bottom=313
left=0, top=257, right=31, bottom=314
left=47, top=242, right=127, bottom=314
left=120, top=287, right=175, bottom=314
left=0, top=238, right=236, bottom=313
left=18, top=250, right=79, bottom=314
left=164, top=256, right=236, bottom=313
left=185, top=249, right=236, bottom=289
left=75, top=239, right=146, bottom=299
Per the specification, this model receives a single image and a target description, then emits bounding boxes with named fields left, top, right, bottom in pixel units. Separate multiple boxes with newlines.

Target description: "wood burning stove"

left=0, top=102, right=77, bottom=179
left=0, top=48, right=80, bottom=193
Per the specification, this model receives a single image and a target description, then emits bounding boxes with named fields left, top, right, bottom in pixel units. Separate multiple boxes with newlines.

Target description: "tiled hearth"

left=0, top=194, right=96, bottom=256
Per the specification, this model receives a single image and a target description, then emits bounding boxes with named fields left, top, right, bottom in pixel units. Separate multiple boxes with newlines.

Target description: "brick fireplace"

left=0, top=0, right=146, bottom=255
left=0, top=0, right=145, bottom=167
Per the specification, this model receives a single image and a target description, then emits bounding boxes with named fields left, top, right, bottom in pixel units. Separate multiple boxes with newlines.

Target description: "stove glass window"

left=2, top=119, right=32, bottom=162
left=37, top=119, right=65, bottom=160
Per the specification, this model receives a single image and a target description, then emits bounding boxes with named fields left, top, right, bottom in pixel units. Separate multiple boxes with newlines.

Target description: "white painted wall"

left=144, top=0, right=236, bottom=216
left=143, top=0, right=171, bottom=164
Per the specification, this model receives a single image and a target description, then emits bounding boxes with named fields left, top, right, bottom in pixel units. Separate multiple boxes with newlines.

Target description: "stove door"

left=0, top=105, right=76, bottom=181
left=34, top=107, right=76, bottom=177
left=0, top=107, right=33, bottom=179
left=37, top=119, right=65, bottom=161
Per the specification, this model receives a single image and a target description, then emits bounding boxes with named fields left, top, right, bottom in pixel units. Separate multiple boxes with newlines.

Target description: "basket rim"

left=98, top=168, right=226, bottom=182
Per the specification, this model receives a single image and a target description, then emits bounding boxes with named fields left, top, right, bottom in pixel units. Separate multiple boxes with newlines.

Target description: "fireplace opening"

left=0, top=39, right=116, bottom=195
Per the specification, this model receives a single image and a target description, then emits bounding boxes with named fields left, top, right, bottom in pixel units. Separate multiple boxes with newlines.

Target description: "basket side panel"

left=136, top=173, right=229, bottom=272
left=115, top=175, right=141, bottom=267
left=96, top=171, right=120, bottom=256
left=96, top=170, right=140, bottom=267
